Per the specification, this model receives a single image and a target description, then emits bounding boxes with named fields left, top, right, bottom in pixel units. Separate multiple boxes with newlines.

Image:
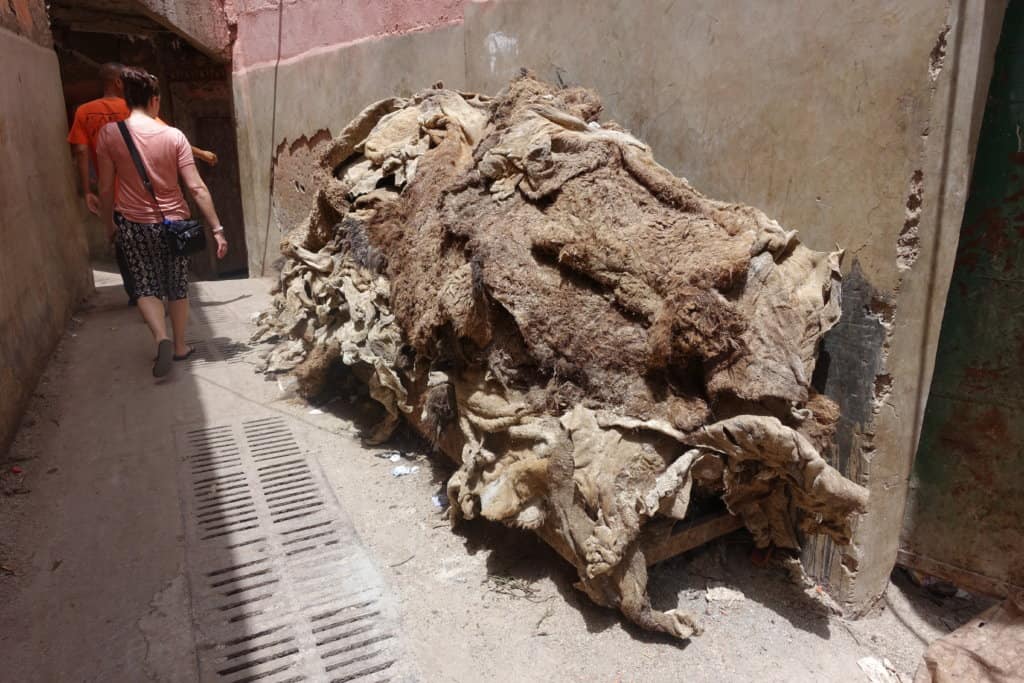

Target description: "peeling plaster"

left=897, top=170, right=924, bottom=271
left=485, top=30, right=518, bottom=74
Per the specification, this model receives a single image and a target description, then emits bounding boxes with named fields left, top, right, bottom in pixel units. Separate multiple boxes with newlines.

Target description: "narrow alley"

left=0, top=271, right=995, bottom=681
left=2, top=1, right=1023, bottom=681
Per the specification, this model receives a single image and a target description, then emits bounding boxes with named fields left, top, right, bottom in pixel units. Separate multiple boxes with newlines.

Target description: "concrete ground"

left=0, top=270, right=992, bottom=682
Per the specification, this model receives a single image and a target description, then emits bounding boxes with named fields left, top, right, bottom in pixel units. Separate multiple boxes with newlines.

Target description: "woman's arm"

left=97, top=144, right=117, bottom=242
left=180, top=163, right=228, bottom=259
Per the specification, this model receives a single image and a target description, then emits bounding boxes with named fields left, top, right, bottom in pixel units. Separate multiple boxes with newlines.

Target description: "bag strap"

left=116, top=121, right=165, bottom=222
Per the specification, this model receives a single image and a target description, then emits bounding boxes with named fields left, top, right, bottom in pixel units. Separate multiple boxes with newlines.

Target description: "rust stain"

left=907, top=4, right=1024, bottom=590
left=961, top=365, right=1008, bottom=392
left=971, top=405, right=1009, bottom=442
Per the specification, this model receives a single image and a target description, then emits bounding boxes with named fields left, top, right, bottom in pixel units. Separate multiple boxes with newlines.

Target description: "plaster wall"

left=227, top=0, right=1000, bottom=611
left=0, top=24, right=93, bottom=453
left=230, top=0, right=464, bottom=69
left=231, top=3, right=465, bottom=275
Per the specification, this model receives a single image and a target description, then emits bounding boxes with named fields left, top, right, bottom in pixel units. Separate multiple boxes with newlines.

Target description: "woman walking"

left=96, top=67, right=229, bottom=377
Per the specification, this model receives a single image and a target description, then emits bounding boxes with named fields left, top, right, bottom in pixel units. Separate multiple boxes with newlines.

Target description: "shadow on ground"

left=885, top=567, right=996, bottom=644
left=256, top=353, right=998, bottom=661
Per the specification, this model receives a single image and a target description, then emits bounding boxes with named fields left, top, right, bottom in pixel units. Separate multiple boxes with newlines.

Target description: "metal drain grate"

left=178, top=338, right=254, bottom=369
left=176, top=416, right=404, bottom=682
left=181, top=340, right=215, bottom=367
left=214, top=339, right=255, bottom=365
left=192, top=305, right=238, bottom=326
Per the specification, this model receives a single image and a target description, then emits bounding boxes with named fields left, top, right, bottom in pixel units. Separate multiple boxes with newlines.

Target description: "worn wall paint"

left=0, top=23, right=93, bottom=453
left=902, top=1, right=1024, bottom=593
left=227, top=0, right=1003, bottom=612
left=231, top=0, right=464, bottom=69
left=232, top=17, right=466, bottom=275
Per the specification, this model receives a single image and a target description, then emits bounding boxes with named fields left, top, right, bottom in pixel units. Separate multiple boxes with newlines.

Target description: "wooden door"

left=191, top=115, right=249, bottom=278
left=900, top=2, right=1024, bottom=596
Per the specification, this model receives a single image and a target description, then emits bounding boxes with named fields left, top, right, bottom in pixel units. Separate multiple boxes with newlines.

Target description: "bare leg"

left=136, top=296, right=169, bottom=346
left=169, top=297, right=190, bottom=356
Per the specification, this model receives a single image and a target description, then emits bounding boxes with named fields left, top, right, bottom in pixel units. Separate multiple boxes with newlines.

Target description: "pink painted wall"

left=231, top=0, right=466, bottom=69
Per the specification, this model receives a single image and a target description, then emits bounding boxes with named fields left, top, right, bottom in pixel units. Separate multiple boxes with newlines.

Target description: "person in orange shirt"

left=68, top=62, right=219, bottom=303
left=68, top=62, right=130, bottom=216
left=68, top=63, right=139, bottom=303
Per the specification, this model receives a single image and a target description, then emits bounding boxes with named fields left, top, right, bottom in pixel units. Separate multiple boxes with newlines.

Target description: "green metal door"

left=900, top=1, right=1024, bottom=595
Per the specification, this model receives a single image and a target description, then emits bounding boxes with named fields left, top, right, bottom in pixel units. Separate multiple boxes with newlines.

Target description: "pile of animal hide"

left=253, top=75, right=869, bottom=639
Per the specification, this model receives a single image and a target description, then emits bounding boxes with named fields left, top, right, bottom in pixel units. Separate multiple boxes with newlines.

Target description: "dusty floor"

left=0, top=269, right=992, bottom=682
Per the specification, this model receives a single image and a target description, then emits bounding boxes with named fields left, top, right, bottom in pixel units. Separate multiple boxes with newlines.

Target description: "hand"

left=86, top=192, right=101, bottom=215
left=214, top=232, right=228, bottom=260
left=197, top=149, right=218, bottom=166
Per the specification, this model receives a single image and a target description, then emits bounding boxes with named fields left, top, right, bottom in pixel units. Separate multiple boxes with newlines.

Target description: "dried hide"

left=254, top=76, right=868, bottom=639
left=914, top=595, right=1024, bottom=683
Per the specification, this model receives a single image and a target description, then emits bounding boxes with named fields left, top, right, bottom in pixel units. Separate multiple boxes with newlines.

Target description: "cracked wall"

left=228, top=0, right=1005, bottom=612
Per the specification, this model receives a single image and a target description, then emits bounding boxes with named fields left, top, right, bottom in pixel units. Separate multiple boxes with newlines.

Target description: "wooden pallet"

left=641, top=511, right=745, bottom=566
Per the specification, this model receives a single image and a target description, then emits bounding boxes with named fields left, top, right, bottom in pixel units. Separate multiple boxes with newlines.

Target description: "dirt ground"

left=298, top=403, right=992, bottom=683
left=0, top=270, right=993, bottom=682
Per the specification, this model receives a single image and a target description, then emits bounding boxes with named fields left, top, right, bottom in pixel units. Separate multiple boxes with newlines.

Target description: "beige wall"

left=228, top=0, right=1003, bottom=612
left=0, top=24, right=93, bottom=453
left=232, top=24, right=467, bottom=275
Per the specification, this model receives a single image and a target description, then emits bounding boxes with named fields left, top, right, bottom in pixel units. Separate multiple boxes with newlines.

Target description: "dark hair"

left=122, top=67, right=160, bottom=109
left=98, top=62, right=124, bottom=84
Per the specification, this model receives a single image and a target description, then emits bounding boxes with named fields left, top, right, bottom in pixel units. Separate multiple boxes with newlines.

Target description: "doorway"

left=50, top=4, right=248, bottom=280
left=900, top=1, right=1024, bottom=596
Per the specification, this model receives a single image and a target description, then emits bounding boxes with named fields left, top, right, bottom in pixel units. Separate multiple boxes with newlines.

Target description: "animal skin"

left=254, top=76, right=868, bottom=639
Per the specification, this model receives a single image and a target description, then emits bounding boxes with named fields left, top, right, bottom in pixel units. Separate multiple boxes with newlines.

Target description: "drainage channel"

left=175, top=416, right=407, bottom=682
left=179, top=338, right=256, bottom=368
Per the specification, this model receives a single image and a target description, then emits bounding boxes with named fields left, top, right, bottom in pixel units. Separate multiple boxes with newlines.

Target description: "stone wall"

left=227, top=0, right=1004, bottom=612
left=0, top=12, right=93, bottom=453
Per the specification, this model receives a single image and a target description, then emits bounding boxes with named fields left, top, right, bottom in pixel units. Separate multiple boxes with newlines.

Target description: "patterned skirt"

left=115, top=213, right=190, bottom=300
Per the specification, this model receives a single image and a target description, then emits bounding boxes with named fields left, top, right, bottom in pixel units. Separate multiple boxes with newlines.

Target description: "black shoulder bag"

left=117, top=121, right=206, bottom=257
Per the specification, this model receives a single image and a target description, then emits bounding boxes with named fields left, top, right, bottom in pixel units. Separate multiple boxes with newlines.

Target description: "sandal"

left=153, top=339, right=173, bottom=378
left=173, top=346, right=197, bottom=361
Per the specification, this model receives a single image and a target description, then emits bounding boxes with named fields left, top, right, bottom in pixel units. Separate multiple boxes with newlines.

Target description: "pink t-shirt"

left=95, top=116, right=195, bottom=224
